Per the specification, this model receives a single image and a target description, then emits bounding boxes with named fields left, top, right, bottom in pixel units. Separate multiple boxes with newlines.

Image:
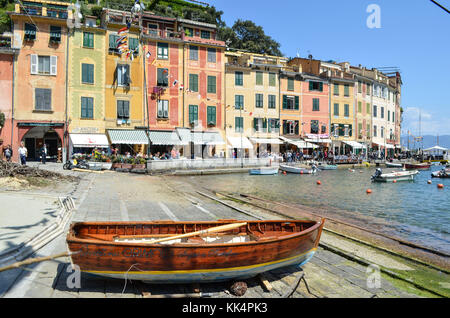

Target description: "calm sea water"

left=184, top=165, right=450, bottom=254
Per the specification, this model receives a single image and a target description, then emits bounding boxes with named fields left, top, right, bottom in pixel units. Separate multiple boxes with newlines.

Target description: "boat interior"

left=68, top=220, right=320, bottom=245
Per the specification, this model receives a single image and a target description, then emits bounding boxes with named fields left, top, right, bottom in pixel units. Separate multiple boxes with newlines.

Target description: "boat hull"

left=279, top=165, right=317, bottom=174
left=404, top=163, right=431, bottom=170
left=249, top=168, right=279, bottom=175
left=372, top=171, right=419, bottom=182
left=431, top=170, right=450, bottom=178
left=67, top=220, right=324, bottom=283
left=318, top=165, right=337, bottom=170
left=386, top=162, right=403, bottom=168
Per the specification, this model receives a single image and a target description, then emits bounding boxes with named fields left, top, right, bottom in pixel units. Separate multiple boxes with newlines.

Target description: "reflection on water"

left=185, top=165, right=450, bottom=254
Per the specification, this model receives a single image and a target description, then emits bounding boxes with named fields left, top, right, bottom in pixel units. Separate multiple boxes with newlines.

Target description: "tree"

left=222, top=19, right=282, bottom=57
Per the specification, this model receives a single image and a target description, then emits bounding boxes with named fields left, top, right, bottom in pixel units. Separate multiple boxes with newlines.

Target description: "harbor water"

left=184, top=165, right=450, bottom=254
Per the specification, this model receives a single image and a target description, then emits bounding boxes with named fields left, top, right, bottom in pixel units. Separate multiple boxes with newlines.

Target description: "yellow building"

left=225, top=51, right=287, bottom=158
left=321, top=62, right=359, bottom=154
left=102, top=9, right=147, bottom=155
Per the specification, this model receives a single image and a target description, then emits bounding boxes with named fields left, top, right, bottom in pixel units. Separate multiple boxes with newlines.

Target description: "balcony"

left=0, top=36, right=11, bottom=48
left=15, top=2, right=69, bottom=19
left=142, top=27, right=183, bottom=41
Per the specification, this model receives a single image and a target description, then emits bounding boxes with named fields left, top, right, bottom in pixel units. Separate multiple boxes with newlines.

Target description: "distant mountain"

left=401, top=135, right=450, bottom=150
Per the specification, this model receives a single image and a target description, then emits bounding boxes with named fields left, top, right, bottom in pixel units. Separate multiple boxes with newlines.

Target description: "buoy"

left=283, top=171, right=287, bottom=175
left=427, top=180, right=432, bottom=184
left=366, top=189, right=372, bottom=194
left=300, top=171, right=304, bottom=175
left=437, top=184, right=444, bottom=189
left=317, top=180, right=321, bottom=185
left=393, top=180, right=397, bottom=183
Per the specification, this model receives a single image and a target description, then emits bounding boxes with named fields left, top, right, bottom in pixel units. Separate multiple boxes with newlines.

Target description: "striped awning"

left=70, top=134, right=109, bottom=148
left=149, top=131, right=184, bottom=145
left=249, top=137, right=283, bottom=145
left=343, top=141, right=365, bottom=149
left=107, top=129, right=149, bottom=145
left=193, top=132, right=225, bottom=145
left=227, top=136, right=254, bottom=149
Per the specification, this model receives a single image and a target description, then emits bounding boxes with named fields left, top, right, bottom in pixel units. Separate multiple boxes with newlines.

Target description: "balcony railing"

left=0, top=36, right=12, bottom=48
left=142, top=27, right=183, bottom=40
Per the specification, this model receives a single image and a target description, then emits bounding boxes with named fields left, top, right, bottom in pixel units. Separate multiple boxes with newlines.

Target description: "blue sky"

left=208, top=0, right=450, bottom=136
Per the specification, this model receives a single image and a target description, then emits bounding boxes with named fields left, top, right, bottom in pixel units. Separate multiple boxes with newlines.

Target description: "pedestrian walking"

left=18, top=142, right=27, bottom=165
left=40, top=144, right=47, bottom=164
left=4, top=145, right=12, bottom=162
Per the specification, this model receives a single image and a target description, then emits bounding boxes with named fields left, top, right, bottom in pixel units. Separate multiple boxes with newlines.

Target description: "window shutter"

left=309, top=81, right=313, bottom=90
left=81, top=97, right=86, bottom=117
left=30, top=54, right=38, bottom=74
left=295, top=122, right=299, bottom=135
left=263, top=118, right=267, bottom=130
left=124, top=101, right=130, bottom=118
left=294, top=96, right=299, bottom=110
left=319, top=82, right=323, bottom=92
left=157, top=101, right=163, bottom=118
left=253, top=118, right=257, bottom=131
left=163, top=101, right=168, bottom=118
left=117, top=101, right=123, bottom=117
left=282, top=95, right=287, bottom=109
left=88, top=98, right=93, bottom=118
left=50, top=56, right=57, bottom=75
left=283, top=120, right=287, bottom=134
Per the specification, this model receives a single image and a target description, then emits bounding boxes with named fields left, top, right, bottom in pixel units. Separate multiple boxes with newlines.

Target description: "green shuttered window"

left=256, top=71, right=263, bottom=86
left=81, top=97, right=94, bottom=119
left=235, top=117, right=243, bottom=132
left=207, top=106, right=216, bottom=126
left=82, top=63, right=94, bottom=84
left=312, top=98, right=320, bottom=111
left=235, top=71, right=243, bottom=86
left=189, top=74, right=198, bottom=92
left=255, top=94, right=263, bottom=108
left=207, top=76, right=216, bottom=94
left=235, top=95, right=244, bottom=109
left=117, top=100, right=130, bottom=120
left=189, top=105, right=198, bottom=125
left=83, top=32, right=94, bottom=48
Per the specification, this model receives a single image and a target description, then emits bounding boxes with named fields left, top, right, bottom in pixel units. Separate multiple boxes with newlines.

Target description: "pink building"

left=0, top=36, right=18, bottom=160
left=301, top=74, right=330, bottom=148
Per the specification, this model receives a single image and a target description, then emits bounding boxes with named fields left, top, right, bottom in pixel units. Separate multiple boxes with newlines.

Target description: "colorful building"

left=320, top=61, right=358, bottom=155
left=9, top=0, right=70, bottom=162
left=350, top=66, right=374, bottom=157
left=67, top=17, right=108, bottom=157
left=179, top=18, right=226, bottom=158
left=0, top=33, right=18, bottom=160
left=225, top=51, right=286, bottom=158
left=102, top=9, right=148, bottom=155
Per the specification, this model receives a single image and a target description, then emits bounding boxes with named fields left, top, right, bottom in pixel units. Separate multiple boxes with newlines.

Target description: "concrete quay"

left=0, top=164, right=446, bottom=298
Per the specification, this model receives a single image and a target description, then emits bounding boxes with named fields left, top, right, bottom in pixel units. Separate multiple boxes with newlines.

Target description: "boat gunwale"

left=66, top=219, right=325, bottom=249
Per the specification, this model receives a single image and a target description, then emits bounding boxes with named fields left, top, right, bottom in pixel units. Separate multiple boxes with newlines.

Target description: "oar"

left=115, top=222, right=247, bottom=244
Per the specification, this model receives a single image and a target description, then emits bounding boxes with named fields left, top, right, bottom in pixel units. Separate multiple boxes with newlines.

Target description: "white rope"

left=121, top=263, right=143, bottom=294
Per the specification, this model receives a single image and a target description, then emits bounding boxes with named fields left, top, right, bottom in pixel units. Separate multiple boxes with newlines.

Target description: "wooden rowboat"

left=66, top=219, right=325, bottom=283
left=249, top=167, right=279, bottom=175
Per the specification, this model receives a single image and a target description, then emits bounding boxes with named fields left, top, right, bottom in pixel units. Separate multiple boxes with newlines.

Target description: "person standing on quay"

left=18, top=142, right=28, bottom=165
left=40, top=144, right=47, bottom=164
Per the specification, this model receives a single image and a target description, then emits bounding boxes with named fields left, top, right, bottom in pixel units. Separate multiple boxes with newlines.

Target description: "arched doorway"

left=21, top=126, right=62, bottom=161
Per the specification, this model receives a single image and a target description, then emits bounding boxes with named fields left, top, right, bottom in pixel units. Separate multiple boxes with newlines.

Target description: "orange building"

left=9, top=0, right=70, bottom=162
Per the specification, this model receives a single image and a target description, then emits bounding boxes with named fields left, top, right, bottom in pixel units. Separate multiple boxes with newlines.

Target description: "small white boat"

left=249, top=167, right=279, bottom=175
left=280, top=164, right=318, bottom=174
left=371, top=168, right=419, bottom=182
left=386, top=162, right=403, bottom=168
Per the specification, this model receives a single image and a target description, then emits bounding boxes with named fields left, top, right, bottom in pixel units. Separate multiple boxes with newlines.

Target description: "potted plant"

left=111, top=155, right=122, bottom=169
left=121, top=157, right=134, bottom=170
left=132, top=157, right=146, bottom=170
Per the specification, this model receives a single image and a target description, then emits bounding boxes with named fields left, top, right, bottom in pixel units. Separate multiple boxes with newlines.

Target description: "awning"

left=227, top=136, right=254, bottom=149
left=249, top=137, right=283, bottom=145
left=70, top=134, right=109, bottom=148
left=343, top=141, right=365, bottom=149
left=281, top=137, right=318, bottom=149
left=305, top=138, right=332, bottom=144
left=175, top=128, right=192, bottom=145
left=107, top=129, right=149, bottom=145
left=149, top=131, right=183, bottom=145
left=193, top=132, right=225, bottom=145
left=372, top=142, right=395, bottom=149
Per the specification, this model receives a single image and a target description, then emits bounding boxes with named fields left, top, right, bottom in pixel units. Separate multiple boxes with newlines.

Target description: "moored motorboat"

left=249, top=167, right=279, bottom=175
left=431, top=168, right=450, bottom=178
left=317, top=163, right=338, bottom=170
left=386, top=162, right=403, bottom=168
left=66, top=219, right=325, bottom=283
left=371, top=168, right=419, bottom=182
left=280, top=164, right=318, bottom=174
left=404, top=162, right=431, bottom=170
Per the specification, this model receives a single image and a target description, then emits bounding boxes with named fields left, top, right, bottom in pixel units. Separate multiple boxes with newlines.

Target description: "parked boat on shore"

left=371, top=168, right=419, bottom=183
left=249, top=167, right=279, bottom=175
left=280, top=164, right=318, bottom=174
left=404, top=162, right=431, bottom=170
left=66, top=219, right=325, bottom=283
